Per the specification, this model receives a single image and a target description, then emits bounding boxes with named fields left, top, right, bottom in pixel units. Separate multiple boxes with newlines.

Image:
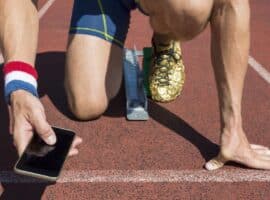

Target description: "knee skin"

left=65, top=85, right=108, bottom=120
left=69, top=96, right=108, bottom=121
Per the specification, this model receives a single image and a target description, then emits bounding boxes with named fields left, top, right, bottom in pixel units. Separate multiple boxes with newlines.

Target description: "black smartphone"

left=14, top=126, right=75, bottom=181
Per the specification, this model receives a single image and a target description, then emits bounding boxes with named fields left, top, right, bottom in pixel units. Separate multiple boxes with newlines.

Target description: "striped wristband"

left=3, top=61, right=39, bottom=104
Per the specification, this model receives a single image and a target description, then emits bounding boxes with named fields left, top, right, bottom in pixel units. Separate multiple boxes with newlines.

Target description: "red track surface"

left=0, top=0, right=269, bottom=199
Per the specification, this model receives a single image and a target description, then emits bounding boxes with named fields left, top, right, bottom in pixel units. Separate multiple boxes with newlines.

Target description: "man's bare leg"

left=205, top=0, right=270, bottom=170
left=152, top=33, right=172, bottom=45
left=142, top=0, right=212, bottom=103
left=65, top=35, right=123, bottom=120
left=141, top=0, right=270, bottom=169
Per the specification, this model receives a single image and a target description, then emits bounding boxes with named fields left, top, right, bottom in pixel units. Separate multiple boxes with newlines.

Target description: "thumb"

left=32, top=114, right=56, bottom=145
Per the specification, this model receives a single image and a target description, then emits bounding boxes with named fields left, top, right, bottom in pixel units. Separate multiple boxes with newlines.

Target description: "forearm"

left=0, top=0, right=39, bottom=65
left=210, top=1, right=250, bottom=130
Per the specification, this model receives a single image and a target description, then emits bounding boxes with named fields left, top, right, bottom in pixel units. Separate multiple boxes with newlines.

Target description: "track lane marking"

left=249, top=56, right=270, bottom=84
left=38, top=0, right=57, bottom=19
left=1, top=170, right=270, bottom=183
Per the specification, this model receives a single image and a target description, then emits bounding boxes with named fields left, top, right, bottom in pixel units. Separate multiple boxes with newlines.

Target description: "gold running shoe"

left=149, top=40, right=185, bottom=102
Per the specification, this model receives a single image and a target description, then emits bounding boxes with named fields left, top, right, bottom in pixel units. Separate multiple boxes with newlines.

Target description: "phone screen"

left=15, top=127, right=75, bottom=179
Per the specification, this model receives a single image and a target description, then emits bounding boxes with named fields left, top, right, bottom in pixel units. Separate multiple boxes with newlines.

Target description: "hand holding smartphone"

left=14, top=127, right=75, bottom=181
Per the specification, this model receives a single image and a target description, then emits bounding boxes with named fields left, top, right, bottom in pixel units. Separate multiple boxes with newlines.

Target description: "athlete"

left=1, top=0, right=270, bottom=170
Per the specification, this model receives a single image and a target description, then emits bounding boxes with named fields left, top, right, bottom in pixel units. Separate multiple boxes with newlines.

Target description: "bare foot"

left=205, top=129, right=270, bottom=170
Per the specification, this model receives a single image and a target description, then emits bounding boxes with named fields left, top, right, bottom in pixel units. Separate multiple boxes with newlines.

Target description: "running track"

left=0, top=0, right=269, bottom=199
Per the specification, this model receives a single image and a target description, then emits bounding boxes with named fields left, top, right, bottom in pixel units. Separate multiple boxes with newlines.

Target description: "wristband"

left=3, top=61, right=39, bottom=103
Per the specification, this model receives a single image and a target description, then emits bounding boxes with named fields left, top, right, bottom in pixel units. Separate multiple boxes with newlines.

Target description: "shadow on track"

left=0, top=51, right=224, bottom=199
left=148, top=101, right=219, bottom=161
left=0, top=182, right=53, bottom=200
left=36, top=51, right=219, bottom=162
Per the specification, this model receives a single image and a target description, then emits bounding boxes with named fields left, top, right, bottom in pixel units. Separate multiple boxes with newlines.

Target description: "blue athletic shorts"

left=69, top=0, right=143, bottom=48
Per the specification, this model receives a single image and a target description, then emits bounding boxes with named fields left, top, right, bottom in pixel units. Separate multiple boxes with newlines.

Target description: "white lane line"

left=1, top=170, right=270, bottom=183
left=0, top=0, right=56, bottom=65
left=249, top=56, right=270, bottom=84
left=38, top=0, right=57, bottom=19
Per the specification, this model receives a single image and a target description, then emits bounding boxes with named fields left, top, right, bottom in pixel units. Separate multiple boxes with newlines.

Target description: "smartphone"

left=14, top=126, right=75, bottom=182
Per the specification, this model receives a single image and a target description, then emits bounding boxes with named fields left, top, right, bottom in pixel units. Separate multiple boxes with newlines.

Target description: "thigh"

left=140, top=0, right=214, bottom=40
left=65, top=34, right=123, bottom=104
left=66, top=0, right=131, bottom=103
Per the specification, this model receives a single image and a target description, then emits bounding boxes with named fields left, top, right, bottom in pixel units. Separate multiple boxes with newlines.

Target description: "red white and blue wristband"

left=3, top=61, right=39, bottom=103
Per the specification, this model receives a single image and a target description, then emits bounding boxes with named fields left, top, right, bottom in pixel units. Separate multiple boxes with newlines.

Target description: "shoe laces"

left=153, top=43, right=180, bottom=86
